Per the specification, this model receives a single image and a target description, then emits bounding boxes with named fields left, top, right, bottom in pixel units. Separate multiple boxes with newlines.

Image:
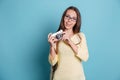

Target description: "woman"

left=48, top=6, right=89, bottom=80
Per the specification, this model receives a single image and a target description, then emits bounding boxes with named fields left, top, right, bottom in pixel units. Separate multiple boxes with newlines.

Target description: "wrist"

left=50, top=45, right=54, bottom=49
left=50, top=43, right=55, bottom=47
left=68, top=39, right=72, bottom=45
left=50, top=44, right=56, bottom=50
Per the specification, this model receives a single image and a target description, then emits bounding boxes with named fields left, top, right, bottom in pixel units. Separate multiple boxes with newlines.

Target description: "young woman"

left=48, top=6, right=89, bottom=80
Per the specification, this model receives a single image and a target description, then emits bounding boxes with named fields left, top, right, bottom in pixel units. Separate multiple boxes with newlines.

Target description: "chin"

left=65, top=26, right=72, bottom=30
left=65, top=27, right=70, bottom=30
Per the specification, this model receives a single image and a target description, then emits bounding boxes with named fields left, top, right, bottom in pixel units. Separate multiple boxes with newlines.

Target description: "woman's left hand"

left=62, top=32, right=71, bottom=45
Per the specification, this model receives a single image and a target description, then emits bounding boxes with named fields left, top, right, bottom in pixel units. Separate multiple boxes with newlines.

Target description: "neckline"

left=70, top=33, right=78, bottom=39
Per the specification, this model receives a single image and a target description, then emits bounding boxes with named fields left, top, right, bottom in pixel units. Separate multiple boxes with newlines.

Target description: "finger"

left=49, top=35, right=54, bottom=40
left=48, top=38, right=54, bottom=44
left=50, top=37, right=56, bottom=42
left=48, top=33, right=52, bottom=39
left=62, top=37, right=65, bottom=41
left=54, top=38, right=59, bottom=42
left=48, top=36, right=54, bottom=42
left=62, top=32, right=66, bottom=35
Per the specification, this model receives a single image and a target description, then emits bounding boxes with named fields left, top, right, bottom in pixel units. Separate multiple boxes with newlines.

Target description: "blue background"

left=0, top=0, right=120, bottom=80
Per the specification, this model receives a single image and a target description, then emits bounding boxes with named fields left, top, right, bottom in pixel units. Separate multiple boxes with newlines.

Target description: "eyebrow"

left=65, top=14, right=77, bottom=18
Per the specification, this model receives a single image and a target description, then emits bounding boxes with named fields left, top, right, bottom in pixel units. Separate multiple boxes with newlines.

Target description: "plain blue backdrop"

left=0, top=0, right=120, bottom=80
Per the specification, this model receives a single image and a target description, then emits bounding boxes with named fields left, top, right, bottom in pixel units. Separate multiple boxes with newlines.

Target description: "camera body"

left=51, top=30, right=63, bottom=40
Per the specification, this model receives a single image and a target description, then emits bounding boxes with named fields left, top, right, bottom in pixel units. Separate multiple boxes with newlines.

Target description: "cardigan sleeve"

left=48, top=53, right=58, bottom=66
left=75, top=32, right=89, bottom=62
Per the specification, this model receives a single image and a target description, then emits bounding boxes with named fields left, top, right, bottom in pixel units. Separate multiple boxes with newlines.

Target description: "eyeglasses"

left=64, top=15, right=77, bottom=22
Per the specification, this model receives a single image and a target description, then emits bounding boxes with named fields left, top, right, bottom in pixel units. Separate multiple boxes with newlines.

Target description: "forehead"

left=66, top=9, right=77, bottom=17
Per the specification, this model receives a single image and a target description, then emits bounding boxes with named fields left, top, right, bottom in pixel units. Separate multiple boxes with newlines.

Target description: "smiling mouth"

left=66, top=23, right=72, bottom=26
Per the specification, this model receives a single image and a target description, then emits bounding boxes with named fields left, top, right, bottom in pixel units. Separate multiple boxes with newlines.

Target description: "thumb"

left=48, top=33, right=52, bottom=38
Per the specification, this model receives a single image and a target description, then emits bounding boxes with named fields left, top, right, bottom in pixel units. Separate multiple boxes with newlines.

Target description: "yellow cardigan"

left=48, top=32, right=89, bottom=80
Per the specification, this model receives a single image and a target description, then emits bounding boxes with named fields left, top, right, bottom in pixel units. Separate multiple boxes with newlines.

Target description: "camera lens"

left=56, top=34, right=62, bottom=40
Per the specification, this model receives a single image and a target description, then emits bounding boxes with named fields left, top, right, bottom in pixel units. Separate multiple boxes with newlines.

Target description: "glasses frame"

left=64, top=15, right=77, bottom=22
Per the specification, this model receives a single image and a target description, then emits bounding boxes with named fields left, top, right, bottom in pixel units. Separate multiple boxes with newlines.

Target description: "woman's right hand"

left=48, top=33, right=58, bottom=47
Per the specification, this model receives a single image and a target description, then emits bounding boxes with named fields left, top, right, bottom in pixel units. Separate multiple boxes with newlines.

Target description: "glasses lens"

left=65, top=15, right=77, bottom=22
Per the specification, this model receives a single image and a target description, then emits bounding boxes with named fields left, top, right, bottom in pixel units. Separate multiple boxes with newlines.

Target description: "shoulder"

left=78, top=32, right=86, bottom=38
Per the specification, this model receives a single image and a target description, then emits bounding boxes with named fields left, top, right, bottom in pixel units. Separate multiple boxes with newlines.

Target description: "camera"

left=51, top=30, right=63, bottom=40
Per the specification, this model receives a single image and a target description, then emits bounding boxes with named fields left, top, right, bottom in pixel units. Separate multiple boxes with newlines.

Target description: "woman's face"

left=64, top=9, right=77, bottom=30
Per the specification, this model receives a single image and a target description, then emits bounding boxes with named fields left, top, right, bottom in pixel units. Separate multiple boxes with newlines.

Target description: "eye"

left=73, top=17, right=77, bottom=20
left=65, top=15, right=70, bottom=18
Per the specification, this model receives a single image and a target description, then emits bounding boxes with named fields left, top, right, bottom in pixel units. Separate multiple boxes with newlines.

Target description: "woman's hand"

left=48, top=33, right=58, bottom=58
left=48, top=33, right=58, bottom=47
left=62, top=31, right=78, bottom=54
left=62, top=32, right=71, bottom=45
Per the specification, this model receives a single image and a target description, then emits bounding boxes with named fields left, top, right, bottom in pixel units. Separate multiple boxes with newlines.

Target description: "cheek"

left=72, top=22, right=76, bottom=26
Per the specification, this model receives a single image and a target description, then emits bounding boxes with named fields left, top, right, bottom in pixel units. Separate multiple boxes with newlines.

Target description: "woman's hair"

left=57, top=6, right=81, bottom=34
left=51, top=6, right=81, bottom=80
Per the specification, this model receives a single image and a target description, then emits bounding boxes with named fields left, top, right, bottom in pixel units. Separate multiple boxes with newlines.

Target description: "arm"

left=48, top=33, right=58, bottom=66
left=48, top=46, right=58, bottom=66
left=69, top=33, right=89, bottom=61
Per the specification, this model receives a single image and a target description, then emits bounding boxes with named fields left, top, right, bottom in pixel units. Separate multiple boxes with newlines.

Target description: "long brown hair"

left=51, top=6, right=82, bottom=80
left=57, top=6, right=81, bottom=33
